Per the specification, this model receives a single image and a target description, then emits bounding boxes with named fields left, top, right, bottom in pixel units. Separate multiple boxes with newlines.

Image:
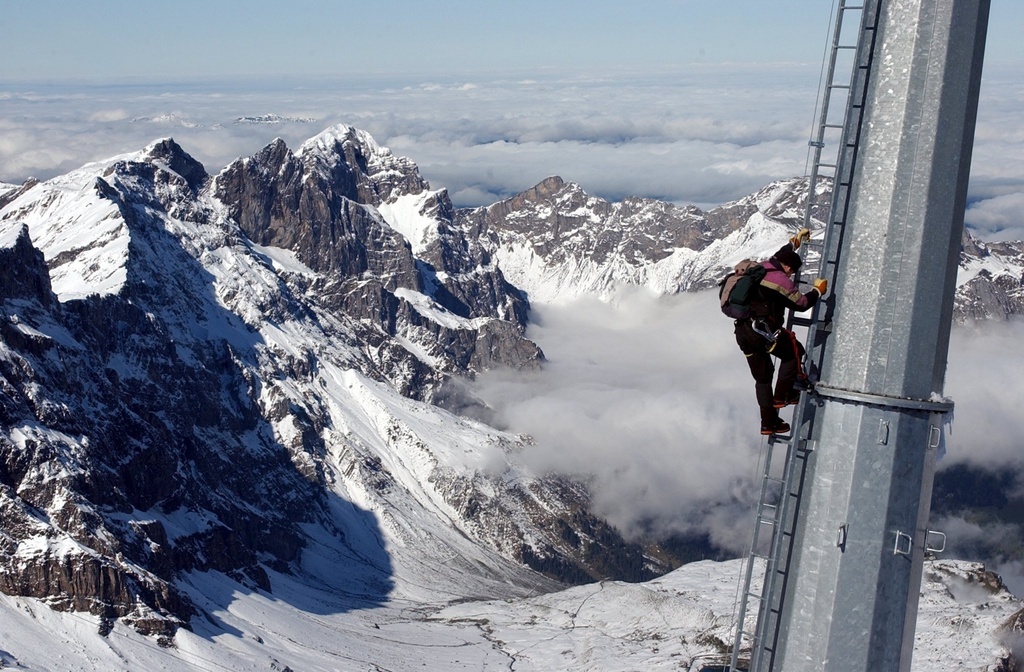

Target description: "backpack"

left=718, top=259, right=767, bottom=319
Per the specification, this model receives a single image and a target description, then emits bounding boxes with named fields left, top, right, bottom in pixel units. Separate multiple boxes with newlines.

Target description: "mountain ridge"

left=0, top=127, right=669, bottom=637
left=2, top=124, right=1022, bottom=656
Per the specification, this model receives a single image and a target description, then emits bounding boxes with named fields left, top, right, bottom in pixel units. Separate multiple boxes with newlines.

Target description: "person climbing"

left=734, top=229, right=828, bottom=435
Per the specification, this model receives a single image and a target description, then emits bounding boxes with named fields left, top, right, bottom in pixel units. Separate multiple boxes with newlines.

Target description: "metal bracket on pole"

left=893, top=531, right=913, bottom=556
left=877, top=420, right=890, bottom=445
left=925, top=530, right=947, bottom=553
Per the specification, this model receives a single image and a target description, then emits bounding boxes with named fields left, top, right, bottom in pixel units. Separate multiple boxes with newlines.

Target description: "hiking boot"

left=773, top=392, right=801, bottom=409
left=760, top=419, right=791, bottom=436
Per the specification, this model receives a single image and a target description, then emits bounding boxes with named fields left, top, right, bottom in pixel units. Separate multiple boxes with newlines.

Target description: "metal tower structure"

left=729, top=0, right=990, bottom=670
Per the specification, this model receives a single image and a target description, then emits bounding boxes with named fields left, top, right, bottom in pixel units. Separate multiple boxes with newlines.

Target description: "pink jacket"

left=755, top=247, right=820, bottom=328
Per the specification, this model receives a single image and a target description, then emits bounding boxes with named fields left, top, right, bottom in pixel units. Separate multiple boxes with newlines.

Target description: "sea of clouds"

left=2, top=62, right=1020, bottom=240
left=0, top=66, right=818, bottom=211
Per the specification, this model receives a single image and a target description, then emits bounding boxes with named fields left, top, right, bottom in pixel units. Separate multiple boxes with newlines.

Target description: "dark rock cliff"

left=0, top=129, right=665, bottom=639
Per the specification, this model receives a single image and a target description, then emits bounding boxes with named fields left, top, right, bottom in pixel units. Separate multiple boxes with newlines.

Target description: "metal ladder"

left=727, top=1, right=883, bottom=670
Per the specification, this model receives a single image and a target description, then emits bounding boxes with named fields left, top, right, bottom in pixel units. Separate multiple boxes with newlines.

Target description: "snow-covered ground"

left=0, top=558, right=1018, bottom=671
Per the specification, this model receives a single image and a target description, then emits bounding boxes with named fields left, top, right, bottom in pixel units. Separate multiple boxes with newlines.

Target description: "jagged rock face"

left=0, top=129, right=655, bottom=637
left=214, top=128, right=539, bottom=377
left=955, top=231, right=1024, bottom=321
left=468, top=175, right=718, bottom=267
left=471, top=174, right=1023, bottom=319
left=0, top=226, right=315, bottom=633
left=0, top=226, right=52, bottom=307
left=215, top=137, right=420, bottom=287
left=462, top=175, right=830, bottom=301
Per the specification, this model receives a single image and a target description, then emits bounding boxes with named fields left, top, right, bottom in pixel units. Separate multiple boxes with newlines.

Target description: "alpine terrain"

left=2, top=124, right=1023, bottom=670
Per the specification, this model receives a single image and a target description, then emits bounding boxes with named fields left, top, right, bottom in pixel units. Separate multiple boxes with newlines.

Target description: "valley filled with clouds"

left=473, top=289, right=1024, bottom=562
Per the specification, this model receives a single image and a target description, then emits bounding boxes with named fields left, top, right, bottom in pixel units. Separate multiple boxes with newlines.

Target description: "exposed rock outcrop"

left=0, top=128, right=661, bottom=639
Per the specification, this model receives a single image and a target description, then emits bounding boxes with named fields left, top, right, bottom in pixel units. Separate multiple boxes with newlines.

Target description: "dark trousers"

left=734, top=319, right=805, bottom=425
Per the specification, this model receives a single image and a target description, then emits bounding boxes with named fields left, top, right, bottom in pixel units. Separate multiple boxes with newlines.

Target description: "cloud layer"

left=0, top=69, right=817, bottom=210
left=474, top=290, right=774, bottom=552
left=473, top=291, right=1024, bottom=555
left=3, top=65, right=1020, bottom=237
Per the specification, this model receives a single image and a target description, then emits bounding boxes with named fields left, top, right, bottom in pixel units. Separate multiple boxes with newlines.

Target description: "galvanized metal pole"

left=769, top=1, right=990, bottom=671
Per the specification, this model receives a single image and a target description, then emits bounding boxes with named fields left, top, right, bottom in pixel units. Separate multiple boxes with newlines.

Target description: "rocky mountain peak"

left=296, top=124, right=429, bottom=205
left=0, top=178, right=40, bottom=211
left=143, top=138, right=209, bottom=193
left=955, top=229, right=1024, bottom=320
left=1, top=127, right=597, bottom=635
left=0, top=224, right=52, bottom=307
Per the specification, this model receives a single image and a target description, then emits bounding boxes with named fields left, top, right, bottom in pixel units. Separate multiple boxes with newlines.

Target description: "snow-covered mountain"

left=0, top=127, right=667, bottom=638
left=456, top=173, right=1024, bottom=319
left=459, top=174, right=829, bottom=303
left=2, top=124, right=1023, bottom=668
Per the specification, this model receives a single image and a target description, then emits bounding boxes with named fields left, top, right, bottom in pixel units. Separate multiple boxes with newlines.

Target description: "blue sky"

left=1, top=1, right=1022, bottom=238
left=1, top=2, right=848, bottom=80
left=4, top=1, right=1020, bottom=81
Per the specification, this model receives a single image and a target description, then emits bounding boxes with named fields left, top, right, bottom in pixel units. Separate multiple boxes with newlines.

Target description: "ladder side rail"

left=749, top=404, right=816, bottom=671
left=802, top=0, right=882, bottom=381
left=729, top=436, right=788, bottom=666
left=801, top=0, right=858, bottom=233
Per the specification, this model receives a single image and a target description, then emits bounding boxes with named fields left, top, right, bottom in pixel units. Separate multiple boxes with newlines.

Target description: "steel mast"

left=770, top=1, right=990, bottom=670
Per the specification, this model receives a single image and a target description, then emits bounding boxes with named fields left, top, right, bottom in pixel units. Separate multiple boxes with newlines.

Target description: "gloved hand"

left=790, top=228, right=811, bottom=249
left=813, top=278, right=828, bottom=295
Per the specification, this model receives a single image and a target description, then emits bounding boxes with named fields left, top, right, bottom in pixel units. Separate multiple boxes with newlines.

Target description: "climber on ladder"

left=732, top=229, right=828, bottom=435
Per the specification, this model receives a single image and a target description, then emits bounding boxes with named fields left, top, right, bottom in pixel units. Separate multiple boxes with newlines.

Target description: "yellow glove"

left=790, top=228, right=811, bottom=249
left=813, top=278, right=828, bottom=295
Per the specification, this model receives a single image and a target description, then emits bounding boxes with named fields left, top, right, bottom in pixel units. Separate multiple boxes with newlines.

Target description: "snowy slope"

left=0, top=558, right=1018, bottom=671
left=0, top=156, right=136, bottom=300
